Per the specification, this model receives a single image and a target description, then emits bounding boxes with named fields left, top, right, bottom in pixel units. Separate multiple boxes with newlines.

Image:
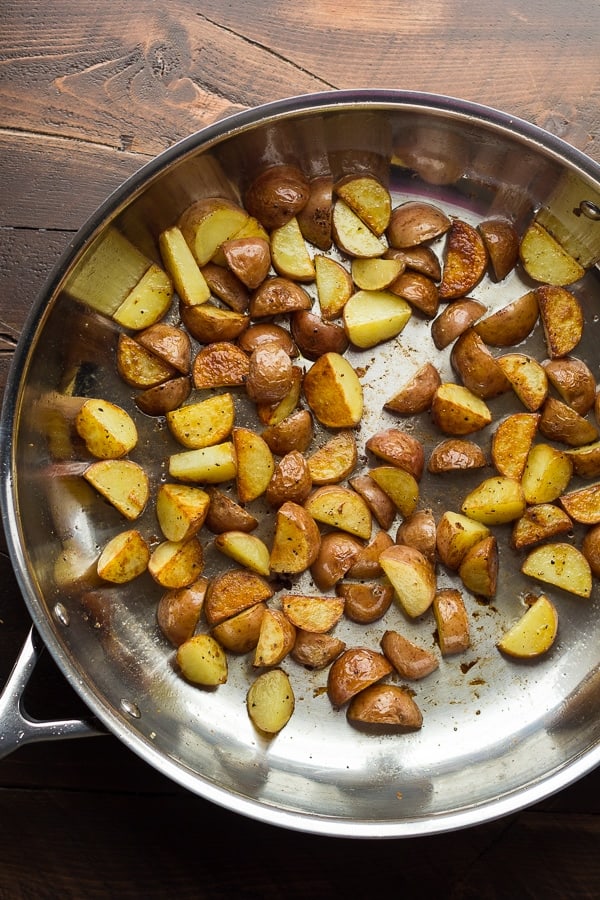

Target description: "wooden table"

left=2, top=2, right=600, bottom=896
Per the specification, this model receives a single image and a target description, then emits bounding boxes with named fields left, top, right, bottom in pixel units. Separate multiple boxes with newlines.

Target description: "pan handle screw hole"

left=579, top=200, right=600, bottom=220
left=52, top=603, right=70, bottom=627
left=120, top=699, right=141, bottom=719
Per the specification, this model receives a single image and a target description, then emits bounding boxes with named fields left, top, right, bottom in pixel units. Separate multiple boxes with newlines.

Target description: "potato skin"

left=261, top=409, right=314, bottom=456
left=245, top=343, right=294, bottom=404
left=478, top=218, right=519, bottom=281
left=347, top=684, right=423, bottom=731
left=582, top=525, right=600, bottom=578
left=543, top=356, right=596, bottom=416
left=290, top=310, right=349, bottom=360
left=291, top=630, right=346, bottom=669
left=265, top=450, right=312, bottom=507
left=431, top=298, right=486, bottom=350
left=310, top=531, right=363, bottom=591
left=327, top=647, right=393, bottom=707
left=237, top=322, right=298, bottom=358
left=336, top=581, right=394, bottom=624
left=384, top=362, right=441, bottom=415
left=244, top=164, right=310, bottom=230
left=135, top=376, right=192, bottom=416
left=428, top=439, right=486, bottom=473
left=381, top=630, right=438, bottom=680
left=157, top=578, right=208, bottom=647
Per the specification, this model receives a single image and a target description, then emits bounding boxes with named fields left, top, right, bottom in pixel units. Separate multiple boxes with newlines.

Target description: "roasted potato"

left=351, top=256, right=404, bottom=291
left=384, top=362, right=441, bottom=416
left=221, top=236, right=271, bottom=289
left=253, top=608, right=296, bottom=668
left=237, top=322, right=298, bottom=358
left=135, top=376, right=192, bottom=417
left=249, top=276, right=312, bottom=318
left=112, top=263, right=174, bottom=330
left=204, top=487, right=258, bottom=534
left=458, top=535, right=498, bottom=598
left=380, top=630, right=438, bottom=680
left=336, top=581, right=394, bottom=625
left=75, top=399, right=138, bottom=460
left=261, top=409, right=314, bottom=456
left=522, top=542, right=592, bottom=598
left=582, top=525, right=600, bottom=577
left=157, top=578, right=208, bottom=647
left=201, top=261, right=249, bottom=313
left=166, top=393, right=235, bottom=449
left=270, top=217, right=315, bottom=282
left=116, top=333, right=175, bottom=389
left=335, top=175, right=391, bottom=236
left=246, top=668, right=295, bottom=734
left=473, top=290, right=539, bottom=347
left=379, top=544, right=437, bottom=618
left=327, top=647, right=393, bottom=707
left=497, top=595, right=558, bottom=659
left=214, top=530, right=271, bottom=576
left=192, top=341, right=250, bottom=390
left=332, top=199, right=387, bottom=258
left=461, top=476, right=526, bottom=525
left=388, top=270, right=439, bottom=317
left=436, top=511, right=490, bottom=570
left=314, top=253, right=353, bottom=319
left=521, top=443, right=573, bottom=505
left=497, top=353, right=549, bottom=412
left=265, top=450, right=312, bottom=507
left=395, top=508, right=437, bottom=564
left=347, top=684, right=423, bottom=731
left=431, top=298, right=487, bottom=351
left=450, top=329, right=511, bottom=400
left=204, top=568, right=274, bottom=626
left=269, top=501, right=321, bottom=575
left=178, top=197, right=249, bottom=267
left=367, top=466, right=419, bottom=518
left=96, top=529, right=150, bottom=584
left=156, top=483, right=211, bottom=542
left=431, top=383, right=492, bottom=436
left=291, top=630, right=346, bottom=669
left=543, top=356, right=596, bottom=415
left=159, top=225, right=211, bottom=306
left=147, top=537, right=205, bottom=590
left=310, top=531, right=363, bottom=591
left=296, top=175, right=334, bottom=251
left=511, top=503, right=573, bottom=550
left=539, top=397, right=599, bottom=446
left=346, top=529, right=394, bottom=579
left=386, top=200, right=451, bottom=248
left=366, top=428, right=425, bottom=481
left=348, top=474, right=396, bottom=531
left=303, top=352, right=364, bottom=428
left=343, top=289, right=412, bottom=348
left=245, top=343, right=294, bottom=405
left=168, top=442, right=237, bottom=484
left=307, top=430, right=358, bottom=485
left=136, top=323, right=191, bottom=373
left=304, top=485, right=372, bottom=540
left=433, top=588, right=471, bottom=654
left=211, top=601, right=267, bottom=654
left=384, top=244, right=442, bottom=280
left=281, top=593, right=345, bottom=634
left=559, top=482, right=600, bottom=525
left=244, top=164, right=310, bottom=230
left=519, top=222, right=585, bottom=286
left=176, top=634, right=228, bottom=687
left=180, top=301, right=249, bottom=344
left=427, top=439, right=486, bottom=474
left=232, top=426, right=275, bottom=503
left=83, top=459, right=149, bottom=521
left=438, top=219, right=488, bottom=300
left=478, top=217, right=519, bottom=281
left=536, top=284, right=584, bottom=358
left=491, top=412, right=540, bottom=480
left=290, top=310, right=349, bottom=360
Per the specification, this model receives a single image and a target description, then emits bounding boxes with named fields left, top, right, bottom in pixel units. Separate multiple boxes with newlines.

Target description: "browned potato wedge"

left=522, top=542, right=592, bottom=598
left=249, top=276, right=312, bottom=318
left=511, top=503, right=573, bottom=550
left=543, top=357, right=596, bottom=415
left=246, top=668, right=295, bottom=734
left=395, top=509, right=436, bottom=564
left=281, top=593, right=345, bottom=633
left=303, top=352, right=363, bottom=428
left=384, top=362, right=441, bottom=416
left=473, top=290, right=539, bottom=347
left=366, top=428, right=425, bottom=481
left=478, top=218, right=519, bottom=281
left=168, top=442, right=237, bottom=484
left=270, top=217, right=315, bottom=282
left=97, top=529, right=150, bottom=583
left=237, top=322, right=298, bottom=358
left=156, top=483, right=210, bottom=542
left=83, top=459, right=150, bottom=521
left=497, top=353, right=548, bottom=411
left=157, top=578, right=209, bottom=647
left=265, top=450, right=312, bottom=507
left=166, top=393, right=235, bottom=449
left=221, top=236, right=271, bottom=289
left=565, top=441, right=600, bottom=478
left=536, top=284, right=584, bottom=358
left=304, top=485, right=372, bottom=540
left=347, top=684, right=423, bottom=731
left=245, top=343, right=294, bottom=405
left=336, top=582, right=394, bottom=625
left=296, top=175, right=333, bottom=251
left=559, top=482, right=600, bottom=525
left=244, top=164, right=310, bottom=230
left=539, top=397, right=599, bottom=446
left=211, top=601, right=267, bottom=654
left=327, top=647, right=393, bottom=707
left=75, top=399, right=138, bottom=460
left=519, top=222, right=585, bottom=286
left=135, top=376, right=192, bottom=417
left=307, top=430, right=358, bottom=485
left=332, top=199, right=387, bottom=258
left=159, top=225, right=211, bottom=306
left=351, top=257, right=404, bottom=291
left=387, top=200, right=451, bottom=248
left=438, top=219, right=488, bottom=300
left=176, top=634, right=228, bottom=686
left=582, top=525, right=600, bottom=577
left=180, top=301, right=249, bottom=344
left=112, top=264, right=174, bottom=330
left=458, top=535, right=498, bottom=598
left=378, top=544, right=436, bottom=618
left=346, top=529, right=394, bottom=579
left=497, top=595, right=558, bottom=659
left=291, top=630, right=346, bottom=669
left=428, top=439, right=486, bottom=474
left=192, top=341, right=249, bottom=389
left=368, top=466, right=419, bottom=518
left=179, top=197, right=249, bottom=267
left=380, top=630, right=438, bottom=680
left=137, top=323, right=191, bottom=374
left=461, top=476, right=526, bottom=525
left=450, top=329, right=511, bottom=400
left=521, top=443, right=573, bottom=504
left=310, top=531, right=363, bottom=591
left=232, top=426, right=275, bottom=503
left=253, top=608, right=296, bottom=667
left=201, top=261, right=249, bottom=313
left=388, top=270, right=439, bottom=317
left=204, top=569, right=274, bottom=626
left=256, top=366, right=303, bottom=427
left=116, top=333, right=175, bottom=389
left=343, top=289, right=412, bottom=348
left=269, top=500, right=321, bottom=574
left=205, top=487, right=258, bottom=534
left=335, top=175, right=391, bottom=236
left=431, top=298, right=487, bottom=351
left=431, top=383, right=492, bottom=436
left=348, top=474, right=396, bottom=530
left=148, top=537, right=204, bottom=590
left=385, top=244, right=442, bottom=280
left=214, top=530, right=271, bottom=576
left=314, top=254, right=353, bottom=320
left=261, top=409, right=314, bottom=456
left=433, top=588, right=471, bottom=654
left=491, top=412, right=540, bottom=480
left=290, top=310, right=349, bottom=360
left=436, top=511, right=490, bottom=570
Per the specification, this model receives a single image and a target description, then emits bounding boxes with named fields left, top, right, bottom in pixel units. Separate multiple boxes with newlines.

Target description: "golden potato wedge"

left=246, top=668, right=295, bottom=734
left=386, top=200, right=451, bottom=248
left=314, top=253, right=354, bottom=320
left=498, top=595, right=558, bottom=659
left=265, top=450, right=312, bottom=507
left=384, top=362, right=441, bottom=416
left=249, top=276, right=312, bottom=318
left=450, top=329, right=511, bottom=400
left=388, top=269, right=439, bottom=317
left=461, top=476, right=526, bottom=525
left=261, top=409, right=314, bottom=456
left=327, top=647, right=393, bottom=707
left=304, top=485, right=372, bottom=540
left=478, top=218, right=519, bottom=281
left=539, top=397, right=599, bottom=447
left=158, top=225, right=211, bottom=306
left=336, top=581, right=394, bottom=625
left=473, top=290, right=539, bottom=347
left=347, top=684, right=423, bottom=731
left=290, top=310, right=349, bottom=360
left=438, top=219, right=488, bottom=300
left=511, top=503, right=573, bottom=550
left=83, top=459, right=149, bottom=521
left=180, top=301, right=249, bottom=344
left=281, top=593, right=345, bottom=633
left=431, top=383, right=492, bottom=436
left=136, top=323, right=191, bottom=374
left=214, top=530, right=271, bottom=576
left=368, top=466, right=419, bottom=518
left=307, top=430, right=358, bottom=485
left=433, top=588, right=471, bottom=654
left=380, top=630, right=438, bottom=680
left=565, top=441, right=600, bottom=479
left=232, top=426, right=275, bottom=503
left=346, top=529, right=394, bottom=579
left=435, top=511, right=490, bottom=570
left=270, top=216, right=315, bottom=282
left=291, top=630, right=346, bottom=669
left=156, top=483, right=210, bottom=542
left=116, top=333, right=176, bottom=389
left=335, top=175, right=392, bottom=236
left=204, top=569, right=274, bottom=626
left=112, top=264, right=174, bottom=330
left=166, top=393, right=235, bottom=449
left=211, top=602, right=267, bottom=654
left=378, top=544, right=437, bottom=618
left=543, top=357, right=596, bottom=416
left=135, top=376, right=192, bottom=417
left=521, top=443, right=573, bottom=505
left=491, top=412, right=540, bottom=480
left=97, top=529, right=150, bottom=584
left=204, top=487, right=258, bottom=534
left=431, top=298, right=487, bottom=351
left=519, top=222, right=585, bottom=286
left=296, top=175, right=333, bottom=251
left=75, top=399, right=138, bottom=459
left=177, top=633, right=228, bottom=686
left=427, top=439, right=486, bottom=474
left=458, top=535, right=498, bottom=598
left=237, top=322, right=297, bottom=357
left=536, top=284, right=584, bottom=358
left=497, top=353, right=548, bottom=411
left=178, top=197, right=249, bottom=267
left=245, top=343, right=294, bottom=405
left=244, top=164, right=310, bottom=230
left=351, top=257, right=404, bottom=291
left=253, top=608, right=296, bottom=668
left=157, top=578, right=208, bottom=647
left=348, top=474, right=396, bottom=531
left=395, top=509, right=437, bottom=564
left=559, top=482, right=600, bottom=525
left=343, top=289, right=412, bottom=349
left=310, top=531, right=363, bottom=591
left=192, top=341, right=250, bottom=390
left=168, top=442, right=237, bottom=484
left=366, top=428, right=425, bottom=481
left=522, top=542, right=592, bottom=598
left=269, top=500, right=321, bottom=574
left=332, top=199, right=387, bottom=258
left=256, top=365, right=303, bottom=427
left=221, top=236, right=271, bottom=289
left=148, top=537, right=204, bottom=590
left=303, top=352, right=363, bottom=428
left=582, top=525, right=600, bottom=577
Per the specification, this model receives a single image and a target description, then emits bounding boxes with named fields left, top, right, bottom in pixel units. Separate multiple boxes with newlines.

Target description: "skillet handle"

left=0, top=627, right=105, bottom=760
